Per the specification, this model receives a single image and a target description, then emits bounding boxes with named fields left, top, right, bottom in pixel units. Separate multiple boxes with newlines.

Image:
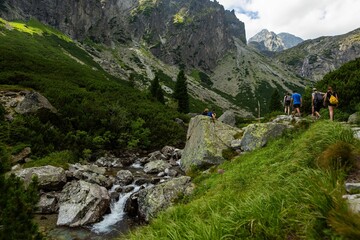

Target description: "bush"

left=316, top=141, right=355, bottom=172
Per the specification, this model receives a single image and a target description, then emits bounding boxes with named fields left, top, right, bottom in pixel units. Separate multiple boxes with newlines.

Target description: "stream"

left=41, top=162, right=152, bottom=240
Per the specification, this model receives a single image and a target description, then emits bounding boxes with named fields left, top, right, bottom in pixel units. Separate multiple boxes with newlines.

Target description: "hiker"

left=324, top=86, right=338, bottom=121
left=291, top=90, right=302, bottom=117
left=312, top=88, right=323, bottom=119
left=207, top=109, right=216, bottom=122
left=283, top=92, right=291, bottom=115
left=202, top=108, right=209, bottom=116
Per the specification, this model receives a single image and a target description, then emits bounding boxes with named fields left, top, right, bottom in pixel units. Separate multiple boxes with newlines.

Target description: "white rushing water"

left=91, top=184, right=141, bottom=234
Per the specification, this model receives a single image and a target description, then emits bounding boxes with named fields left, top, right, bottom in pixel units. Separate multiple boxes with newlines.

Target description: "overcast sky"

left=216, top=0, right=360, bottom=41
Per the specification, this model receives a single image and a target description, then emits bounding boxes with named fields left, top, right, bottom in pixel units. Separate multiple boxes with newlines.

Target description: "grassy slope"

left=0, top=18, right=186, bottom=159
left=123, top=121, right=360, bottom=240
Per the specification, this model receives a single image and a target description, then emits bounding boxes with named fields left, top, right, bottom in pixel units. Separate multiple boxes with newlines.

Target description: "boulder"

left=348, top=113, right=359, bottom=124
left=135, top=176, right=194, bottom=222
left=143, top=160, right=171, bottom=174
left=343, top=194, right=360, bottom=213
left=218, top=110, right=236, bottom=127
left=116, top=170, right=134, bottom=185
left=13, top=165, right=66, bottom=191
left=36, top=193, right=59, bottom=214
left=15, top=91, right=57, bottom=114
left=57, top=180, right=110, bottom=227
left=240, top=123, right=289, bottom=151
left=68, top=163, right=114, bottom=188
left=147, top=150, right=166, bottom=162
left=180, top=115, right=241, bottom=173
left=94, top=156, right=124, bottom=168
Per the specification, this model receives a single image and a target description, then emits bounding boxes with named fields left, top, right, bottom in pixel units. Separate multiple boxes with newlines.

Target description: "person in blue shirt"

left=291, top=90, right=302, bottom=117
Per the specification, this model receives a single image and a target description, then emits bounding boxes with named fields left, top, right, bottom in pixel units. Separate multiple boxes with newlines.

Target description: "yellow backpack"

left=329, top=94, right=338, bottom=105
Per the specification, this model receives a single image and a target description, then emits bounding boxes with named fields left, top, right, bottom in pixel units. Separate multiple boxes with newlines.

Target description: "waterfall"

left=91, top=184, right=141, bottom=234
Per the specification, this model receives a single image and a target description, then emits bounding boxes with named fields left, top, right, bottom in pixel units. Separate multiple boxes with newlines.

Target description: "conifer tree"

left=0, top=145, right=42, bottom=240
left=150, top=73, right=165, bottom=104
left=269, top=89, right=282, bottom=112
left=174, top=69, right=189, bottom=113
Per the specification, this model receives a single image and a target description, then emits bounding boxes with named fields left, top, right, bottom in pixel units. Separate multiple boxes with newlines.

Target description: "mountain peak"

left=248, top=30, right=303, bottom=53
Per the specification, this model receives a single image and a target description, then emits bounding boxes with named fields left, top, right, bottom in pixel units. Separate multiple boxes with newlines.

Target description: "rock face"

left=0, top=0, right=245, bottom=73
left=180, top=115, right=241, bottom=172
left=13, top=165, right=66, bottom=191
left=135, top=176, right=193, bottom=222
left=57, top=180, right=110, bottom=227
left=239, top=123, right=289, bottom=152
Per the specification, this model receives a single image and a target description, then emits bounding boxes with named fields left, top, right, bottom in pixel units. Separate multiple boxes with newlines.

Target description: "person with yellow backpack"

left=323, top=86, right=339, bottom=121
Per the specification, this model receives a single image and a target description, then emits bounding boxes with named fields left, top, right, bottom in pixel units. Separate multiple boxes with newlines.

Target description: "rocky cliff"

left=1, top=0, right=245, bottom=72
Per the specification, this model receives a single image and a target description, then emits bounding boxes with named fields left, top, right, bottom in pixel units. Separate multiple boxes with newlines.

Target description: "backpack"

left=329, top=94, right=338, bottom=105
left=314, top=92, right=323, bottom=105
left=285, top=95, right=291, bottom=103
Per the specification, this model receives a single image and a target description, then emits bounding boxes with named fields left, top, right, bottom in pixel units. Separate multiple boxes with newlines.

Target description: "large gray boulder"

left=15, top=91, right=57, bottom=114
left=180, top=115, right=241, bottom=173
left=13, top=165, right=66, bottom=191
left=136, top=176, right=194, bottom=222
left=57, top=180, right=110, bottom=227
left=240, top=123, right=289, bottom=151
left=218, top=110, right=236, bottom=127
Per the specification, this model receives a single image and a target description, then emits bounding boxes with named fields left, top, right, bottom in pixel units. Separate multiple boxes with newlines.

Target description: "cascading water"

left=91, top=184, right=142, bottom=234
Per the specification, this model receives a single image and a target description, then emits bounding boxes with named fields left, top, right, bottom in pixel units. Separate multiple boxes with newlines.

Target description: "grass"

left=23, top=150, right=76, bottom=169
left=121, top=121, right=360, bottom=240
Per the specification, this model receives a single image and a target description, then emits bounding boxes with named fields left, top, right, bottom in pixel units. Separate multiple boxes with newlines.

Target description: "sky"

left=216, top=0, right=360, bottom=41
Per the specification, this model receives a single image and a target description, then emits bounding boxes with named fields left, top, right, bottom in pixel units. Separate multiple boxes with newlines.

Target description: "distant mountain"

left=248, top=29, right=303, bottom=54
left=278, top=32, right=303, bottom=49
left=275, top=28, right=360, bottom=81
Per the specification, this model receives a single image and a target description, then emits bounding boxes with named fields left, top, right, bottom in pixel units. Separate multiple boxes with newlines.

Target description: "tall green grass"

left=122, top=121, right=360, bottom=240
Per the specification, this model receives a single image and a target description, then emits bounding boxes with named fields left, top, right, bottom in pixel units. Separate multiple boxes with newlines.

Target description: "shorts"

left=314, top=103, right=322, bottom=112
left=285, top=101, right=291, bottom=106
left=293, top=104, right=301, bottom=108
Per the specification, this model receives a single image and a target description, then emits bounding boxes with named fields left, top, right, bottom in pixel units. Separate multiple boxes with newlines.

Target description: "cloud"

left=217, top=0, right=360, bottom=40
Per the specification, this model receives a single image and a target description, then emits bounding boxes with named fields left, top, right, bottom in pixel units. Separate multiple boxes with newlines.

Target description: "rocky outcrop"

left=348, top=113, right=359, bottom=124
left=13, top=165, right=66, bottom=191
left=15, top=91, right=57, bottom=114
left=57, top=180, right=110, bottom=227
left=180, top=115, right=241, bottom=172
left=0, top=90, right=56, bottom=120
left=131, top=176, right=193, bottom=222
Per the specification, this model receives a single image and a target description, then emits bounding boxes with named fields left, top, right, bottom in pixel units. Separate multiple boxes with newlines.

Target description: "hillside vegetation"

left=123, top=121, right=360, bottom=239
left=0, top=18, right=186, bottom=161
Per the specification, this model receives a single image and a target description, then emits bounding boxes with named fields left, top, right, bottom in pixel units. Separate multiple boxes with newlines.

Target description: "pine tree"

left=269, top=89, right=282, bottom=112
left=0, top=144, right=42, bottom=240
left=150, top=73, right=165, bottom=104
left=174, top=69, right=189, bottom=113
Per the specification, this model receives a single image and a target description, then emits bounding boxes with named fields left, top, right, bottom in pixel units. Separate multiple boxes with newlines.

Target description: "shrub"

left=316, top=141, right=355, bottom=172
